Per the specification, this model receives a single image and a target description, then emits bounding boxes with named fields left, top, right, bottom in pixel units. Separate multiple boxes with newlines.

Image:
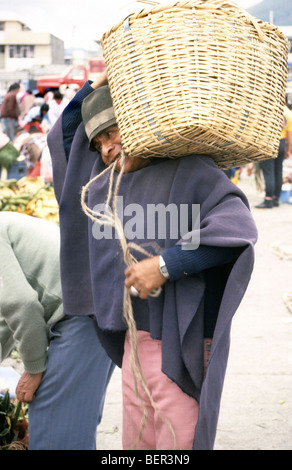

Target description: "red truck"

left=36, top=60, right=106, bottom=96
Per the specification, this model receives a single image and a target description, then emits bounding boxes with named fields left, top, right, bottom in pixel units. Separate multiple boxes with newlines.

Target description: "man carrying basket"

left=48, top=68, right=257, bottom=450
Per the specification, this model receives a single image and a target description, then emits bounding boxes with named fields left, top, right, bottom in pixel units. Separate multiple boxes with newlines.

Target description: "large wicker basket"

left=102, top=0, right=289, bottom=169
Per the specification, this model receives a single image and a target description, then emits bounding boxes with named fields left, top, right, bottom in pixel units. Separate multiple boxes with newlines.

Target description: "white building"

left=0, top=19, right=64, bottom=71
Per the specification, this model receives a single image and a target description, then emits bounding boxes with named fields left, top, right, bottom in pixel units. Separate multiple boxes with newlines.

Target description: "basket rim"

left=102, top=0, right=287, bottom=43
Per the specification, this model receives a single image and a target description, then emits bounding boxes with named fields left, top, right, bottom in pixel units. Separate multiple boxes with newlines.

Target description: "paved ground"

left=97, top=168, right=292, bottom=450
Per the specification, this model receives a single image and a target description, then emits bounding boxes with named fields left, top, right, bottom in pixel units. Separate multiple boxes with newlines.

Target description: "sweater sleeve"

left=161, top=244, right=243, bottom=281
left=0, top=240, right=49, bottom=374
left=62, top=81, right=94, bottom=159
left=0, top=315, right=15, bottom=363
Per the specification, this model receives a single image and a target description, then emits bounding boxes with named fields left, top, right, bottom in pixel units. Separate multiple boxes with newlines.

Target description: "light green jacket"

left=0, top=212, right=63, bottom=373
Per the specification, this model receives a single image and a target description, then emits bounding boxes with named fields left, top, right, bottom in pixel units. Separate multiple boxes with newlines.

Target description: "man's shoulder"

left=148, top=154, right=222, bottom=187
left=174, top=154, right=219, bottom=172
left=152, top=154, right=215, bottom=167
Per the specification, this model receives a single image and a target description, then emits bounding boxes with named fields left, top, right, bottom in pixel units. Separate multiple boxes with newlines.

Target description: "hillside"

left=247, top=0, right=292, bottom=25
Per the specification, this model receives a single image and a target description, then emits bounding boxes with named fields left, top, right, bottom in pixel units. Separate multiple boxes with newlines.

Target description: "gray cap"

left=81, top=85, right=116, bottom=151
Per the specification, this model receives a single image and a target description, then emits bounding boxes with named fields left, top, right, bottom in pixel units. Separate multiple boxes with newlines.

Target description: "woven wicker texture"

left=102, top=0, right=289, bottom=169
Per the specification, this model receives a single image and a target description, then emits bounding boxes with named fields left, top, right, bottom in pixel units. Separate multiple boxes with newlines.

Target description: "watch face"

left=160, top=264, right=169, bottom=278
left=159, top=256, right=169, bottom=278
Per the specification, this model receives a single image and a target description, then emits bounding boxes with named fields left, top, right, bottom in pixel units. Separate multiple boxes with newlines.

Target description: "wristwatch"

left=159, top=255, right=169, bottom=279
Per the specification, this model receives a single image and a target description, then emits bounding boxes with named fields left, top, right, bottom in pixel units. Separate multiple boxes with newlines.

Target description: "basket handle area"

left=130, top=1, right=266, bottom=42
left=136, top=0, right=160, bottom=4
left=104, top=1, right=268, bottom=41
left=244, top=12, right=265, bottom=42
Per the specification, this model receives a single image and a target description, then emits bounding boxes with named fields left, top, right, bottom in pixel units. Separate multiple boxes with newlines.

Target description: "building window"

left=9, top=45, right=35, bottom=58
left=0, top=22, right=5, bottom=31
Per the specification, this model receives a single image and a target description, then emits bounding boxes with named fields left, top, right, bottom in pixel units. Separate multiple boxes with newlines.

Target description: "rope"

left=80, top=152, right=176, bottom=449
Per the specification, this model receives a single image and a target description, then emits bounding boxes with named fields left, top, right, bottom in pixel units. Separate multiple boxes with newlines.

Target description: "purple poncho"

left=49, top=115, right=257, bottom=450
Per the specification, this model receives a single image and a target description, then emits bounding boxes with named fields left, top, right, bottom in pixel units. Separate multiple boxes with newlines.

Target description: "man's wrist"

left=159, top=255, right=170, bottom=279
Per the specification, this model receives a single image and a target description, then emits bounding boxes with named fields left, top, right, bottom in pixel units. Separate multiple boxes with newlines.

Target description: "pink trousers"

left=122, top=330, right=199, bottom=450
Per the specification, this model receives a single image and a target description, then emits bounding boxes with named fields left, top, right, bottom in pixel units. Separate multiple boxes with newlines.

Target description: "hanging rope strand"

left=80, top=154, right=176, bottom=449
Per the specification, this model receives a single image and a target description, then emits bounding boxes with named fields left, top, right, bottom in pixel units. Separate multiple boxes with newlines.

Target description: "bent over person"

left=49, top=72, right=257, bottom=450
left=0, top=212, right=114, bottom=450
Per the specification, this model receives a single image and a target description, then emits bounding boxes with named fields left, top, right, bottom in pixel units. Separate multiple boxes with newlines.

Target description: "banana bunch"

left=0, top=177, right=59, bottom=224
left=0, top=179, right=32, bottom=213
left=17, top=177, right=45, bottom=194
left=0, top=179, right=19, bottom=198
left=25, top=187, right=59, bottom=224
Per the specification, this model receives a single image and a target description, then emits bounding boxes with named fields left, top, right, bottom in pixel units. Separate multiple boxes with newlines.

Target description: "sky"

left=0, top=0, right=261, bottom=51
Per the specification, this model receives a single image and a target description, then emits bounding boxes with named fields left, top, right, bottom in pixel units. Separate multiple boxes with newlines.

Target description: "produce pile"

left=0, top=391, right=28, bottom=450
left=0, top=177, right=59, bottom=224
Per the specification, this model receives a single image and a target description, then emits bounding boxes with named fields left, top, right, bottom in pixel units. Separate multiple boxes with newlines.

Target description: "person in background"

left=47, top=90, right=69, bottom=126
left=13, top=126, right=30, bottom=152
left=0, top=212, right=114, bottom=450
left=256, top=103, right=292, bottom=208
left=22, top=103, right=52, bottom=133
left=0, top=83, right=20, bottom=141
left=59, top=83, right=80, bottom=101
left=284, top=102, right=292, bottom=160
left=13, top=124, right=48, bottom=178
left=19, top=90, right=36, bottom=121
left=40, top=145, right=53, bottom=184
left=39, top=103, right=52, bottom=133
left=0, top=130, right=19, bottom=180
left=18, top=125, right=47, bottom=177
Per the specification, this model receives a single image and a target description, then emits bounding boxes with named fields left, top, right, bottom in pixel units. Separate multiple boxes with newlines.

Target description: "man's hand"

left=91, top=70, right=108, bottom=90
left=124, top=256, right=167, bottom=299
left=16, top=371, right=43, bottom=403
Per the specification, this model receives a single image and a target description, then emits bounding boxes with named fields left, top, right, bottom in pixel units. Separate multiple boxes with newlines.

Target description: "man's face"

left=92, top=125, right=150, bottom=174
